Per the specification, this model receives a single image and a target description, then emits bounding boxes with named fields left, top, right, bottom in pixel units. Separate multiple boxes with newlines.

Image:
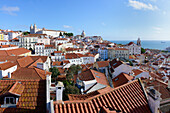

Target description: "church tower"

left=30, top=24, right=33, bottom=34
left=81, top=30, right=86, bottom=37
left=137, top=37, right=141, bottom=46
left=33, top=24, right=37, bottom=34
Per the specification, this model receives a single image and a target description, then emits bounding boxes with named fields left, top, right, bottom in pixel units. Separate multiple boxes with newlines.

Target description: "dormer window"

left=5, top=97, right=15, bottom=104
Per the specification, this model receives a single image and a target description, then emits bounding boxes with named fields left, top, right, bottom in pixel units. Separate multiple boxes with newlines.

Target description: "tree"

left=141, top=48, right=146, bottom=54
left=59, top=32, right=63, bottom=36
left=23, top=32, right=30, bottom=35
left=63, top=33, right=73, bottom=37
left=63, top=85, right=80, bottom=100
left=66, top=65, right=81, bottom=82
left=49, top=67, right=60, bottom=78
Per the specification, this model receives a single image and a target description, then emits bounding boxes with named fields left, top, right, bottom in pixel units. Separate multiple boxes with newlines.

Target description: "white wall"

left=112, top=64, right=132, bottom=78
left=0, top=65, right=17, bottom=79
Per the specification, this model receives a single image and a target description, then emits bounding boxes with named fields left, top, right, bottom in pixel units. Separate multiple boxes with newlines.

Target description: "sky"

left=0, top=0, right=170, bottom=40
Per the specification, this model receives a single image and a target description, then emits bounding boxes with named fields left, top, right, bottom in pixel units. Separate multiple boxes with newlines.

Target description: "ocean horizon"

left=109, top=40, right=170, bottom=50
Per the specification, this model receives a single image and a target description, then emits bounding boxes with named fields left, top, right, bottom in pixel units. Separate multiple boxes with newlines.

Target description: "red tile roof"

left=79, top=69, right=109, bottom=86
left=0, top=48, right=31, bottom=56
left=109, top=59, right=123, bottom=69
left=127, top=42, right=135, bottom=46
left=54, top=79, right=151, bottom=113
left=0, top=81, right=24, bottom=96
left=0, top=44, right=17, bottom=48
left=54, top=51, right=62, bottom=53
left=96, top=61, right=109, bottom=68
left=0, top=80, right=46, bottom=112
left=65, top=53, right=80, bottom=59
left=112, top=73, right=133, bottom=88
left=132, top=69, right=145, bottom=76
left=52, top=61, right=63, bottom=66
left=17, top=56, right=34, bottom=67
left=0, top=61, right=16, bottom=70
left=143, top=79, right=170, bottom=100
left=11, top=67, right=51, bottom=80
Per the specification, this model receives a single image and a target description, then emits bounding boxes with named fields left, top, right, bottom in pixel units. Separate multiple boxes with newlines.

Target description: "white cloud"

left=101, top=22, right=106, bottom=26
left=128, top=0, right=158, bottom=11
left=153, top=27, right=162, bottom=34
left=0, top=6, right=20, bottom=16
left=63, top=25, right=72, bottom=29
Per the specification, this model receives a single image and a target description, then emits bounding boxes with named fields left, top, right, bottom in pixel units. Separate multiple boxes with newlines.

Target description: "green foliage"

left=63, top=85, right=80, bottom=100
left=59, top=32, right=63, bottom=36
left=49, top=67, right=60, bottom=78
left=23, top=32, right=30, bottom=35
left=129, top=61, right=133, bottom=66
left=66, top=65, right=81, bottom=82
left=161, top=50, right=168, bottom=53
left=63, top=33, right=74, bottom=37
left=141, top=48, right=146, bottom=54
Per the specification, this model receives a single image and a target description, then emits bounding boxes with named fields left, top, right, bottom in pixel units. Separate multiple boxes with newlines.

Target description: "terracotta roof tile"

left=11, top=67, right=51, bottom=80
left=79, top=69, right=109, bottom=86
left=132, top=69, right=145, bottom=76
left=112, top=73, right=133, bottom=88
left=109, top=59, right=123, bottom=69
left=0, top=80, right=46, bottom=112
left=6, top=48, right=31, bottom=56
left=65, top=53, right=80, bottom=59
left=143, top=79, right=170, bottom=100
left=0, top=61, right=16, bottom=70
left=96, top=61, right=109, bottom=68
left=54, top=80, right=151, bottom=113
left=17, top=56, right=34, bottom=67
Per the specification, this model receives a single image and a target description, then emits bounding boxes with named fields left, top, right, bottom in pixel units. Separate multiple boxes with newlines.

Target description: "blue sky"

left=0, top=0, right=170, bottom=40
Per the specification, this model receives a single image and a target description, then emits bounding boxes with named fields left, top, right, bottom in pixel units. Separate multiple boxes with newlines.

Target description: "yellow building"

left=0, top=33, right=4, bottom=40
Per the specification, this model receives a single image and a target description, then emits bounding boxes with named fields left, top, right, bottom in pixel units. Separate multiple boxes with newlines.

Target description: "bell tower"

left=30, top=24, right=33, bottom=34
left=137, top=37, right=141, bottom=46
left=33, top=24, right=37, bottom=34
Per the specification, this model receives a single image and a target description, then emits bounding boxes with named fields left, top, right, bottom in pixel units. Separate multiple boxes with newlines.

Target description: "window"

left=114, top=78, right=119, bottom=82
left=5, top=97, right=15, bottom=104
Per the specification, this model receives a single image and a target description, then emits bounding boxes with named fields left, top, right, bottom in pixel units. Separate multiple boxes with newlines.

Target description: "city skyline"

left=0, top=0, right=170, bottom=40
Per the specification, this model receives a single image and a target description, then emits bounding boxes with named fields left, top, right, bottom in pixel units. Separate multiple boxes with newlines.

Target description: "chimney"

left=46, top=75, right=50, bottom=112
left=56, top=81, right=64, bottom=101
left=8, top=72, right=11, bottom=78
left=147, top=87, right=161, bottom=113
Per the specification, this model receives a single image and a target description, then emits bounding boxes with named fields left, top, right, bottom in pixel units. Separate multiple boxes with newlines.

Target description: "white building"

left=35, top=43, right=57, bottom=56
left=0, top=40, right=9, bottom=45
left=30, top=24, right=66, bottom=37
left=9, top=38, right=20, bottom=47
left=20, top=34, right=40, bottom=50
left=7, top=31, right=22, bottom=40
left=0, top=45, right=19, bottom=50
left=44, top=45, right=56, bottom=56
left=124, top=38, right=141, bottom=55
left=37, top=36, right=50, bottom=45
left=51, top=51, right=65, bottom=61
left=35, top=43, right=45, bottom=56
left=0, top=61, right=17, bottom=79
left=55, top=38, right=69, bottom=47
left=131, top=69, right=150, bottom=79
left=109, top=59, right=133, bottom=78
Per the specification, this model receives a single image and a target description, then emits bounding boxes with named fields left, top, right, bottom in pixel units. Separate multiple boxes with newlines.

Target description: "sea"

left=110, top=40, right=170, bottom=50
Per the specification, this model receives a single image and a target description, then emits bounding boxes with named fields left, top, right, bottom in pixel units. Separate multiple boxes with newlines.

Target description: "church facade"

left=30, top=24, right=66, bottom=37
left=124, top=38, right=141, bottom=55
